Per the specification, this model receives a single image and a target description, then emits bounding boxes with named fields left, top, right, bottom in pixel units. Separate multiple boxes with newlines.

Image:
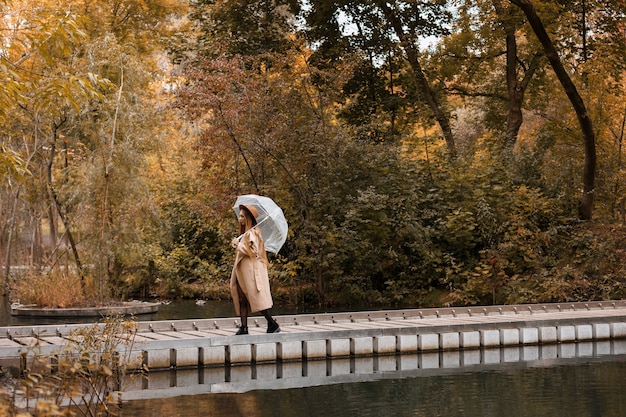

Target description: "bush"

left=14, top=270, right=101, bottom=308
left=0, top=316, right=140, bottom=416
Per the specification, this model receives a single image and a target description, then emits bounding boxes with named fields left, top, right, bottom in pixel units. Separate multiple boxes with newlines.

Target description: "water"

left=0, top=298, right=382, bottom=326
left=121, top=354, right=626, bottom=417
left=0, top=298, right=239, bottom=326
left=3, top=297, right=626, bottom=416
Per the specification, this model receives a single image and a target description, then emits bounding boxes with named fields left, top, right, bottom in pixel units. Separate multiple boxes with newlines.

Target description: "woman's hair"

left=238, top=207, right=268, bottom=265
left=239, top=206, right=257, bottom=235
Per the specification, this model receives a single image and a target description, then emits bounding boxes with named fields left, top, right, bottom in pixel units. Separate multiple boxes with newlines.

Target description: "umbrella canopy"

left=233, top=194, right=288, bottom=254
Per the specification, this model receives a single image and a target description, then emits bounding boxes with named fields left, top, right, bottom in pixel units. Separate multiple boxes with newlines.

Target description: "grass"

left=14, top=270, right=102, bottom=308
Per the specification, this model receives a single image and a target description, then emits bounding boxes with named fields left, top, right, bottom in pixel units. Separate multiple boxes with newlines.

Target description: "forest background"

left=0, top=0, right=625, bottom=311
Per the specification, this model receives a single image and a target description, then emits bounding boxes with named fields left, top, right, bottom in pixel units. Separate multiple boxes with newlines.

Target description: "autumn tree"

left=303, top=0, right=457, bottom=156
left=0, top=0, right=185, bottom=304
left=434, top=0, right=544, bottom=150
left=564, top=0, right=626, bottom=220
left=0, top=2, right=109, bottom=292
left=508, top=0, right=596, bottom=219
left=3, top=0, right=623, bottom=307
left=190, top=0, right=300, bottom=57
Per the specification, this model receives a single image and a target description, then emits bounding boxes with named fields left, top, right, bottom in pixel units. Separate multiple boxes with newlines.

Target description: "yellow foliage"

left=14, top=271, right=101, bottom=308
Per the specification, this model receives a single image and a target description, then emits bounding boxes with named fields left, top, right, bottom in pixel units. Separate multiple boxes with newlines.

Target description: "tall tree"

left=492, top=0, right=543, bottom=147
left=510, top=0, right=596, bottom=220
left=303, top=0, right=457, bottom=157
left=0, top=0, right=184, bottom=302
left=188, top=0, right=300, bottom=58
left=434, top=0, right=545, bottom=150
left=0, top=2, right=109, bottom=288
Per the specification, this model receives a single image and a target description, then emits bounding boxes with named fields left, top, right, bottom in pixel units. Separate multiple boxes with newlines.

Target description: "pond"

left=121, top=346, right=626, bottom=417
left=0, top=298, right=231, bottom=326
left=2, top=298, right=626, bottom=416
left=0, top=298, right=385, bottom=326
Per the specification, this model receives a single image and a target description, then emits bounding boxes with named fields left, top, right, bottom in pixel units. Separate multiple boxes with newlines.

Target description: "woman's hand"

left=231, top=238, right=239, bottom=249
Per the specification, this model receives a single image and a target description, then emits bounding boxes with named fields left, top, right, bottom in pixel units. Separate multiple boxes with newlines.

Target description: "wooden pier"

left=2, top=300, right=626, bottom=376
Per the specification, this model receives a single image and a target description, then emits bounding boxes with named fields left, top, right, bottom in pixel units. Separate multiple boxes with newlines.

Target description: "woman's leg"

left=236, top=281, right=249, bottom=335
left=261, top=309, right=280, bottom=333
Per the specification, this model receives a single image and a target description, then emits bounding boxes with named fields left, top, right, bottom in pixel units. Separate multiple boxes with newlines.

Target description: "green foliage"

left=189, top=0, right=301, bottom=58
left=0, top=0, right=189, bottom=305
left=303, top=0, right=452, bottom=145
left=3, top=0, right=626, bottom=311
left=448, top=187, right=626, bottom=306
left=153, top=244, right=229, bottom=298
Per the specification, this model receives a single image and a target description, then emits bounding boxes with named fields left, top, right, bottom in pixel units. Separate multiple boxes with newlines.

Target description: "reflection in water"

left=121, top=341, right=626, bottom=417
left=122, top=341, right=626, bottom=398
left=123, top=355, right=626, bottom=417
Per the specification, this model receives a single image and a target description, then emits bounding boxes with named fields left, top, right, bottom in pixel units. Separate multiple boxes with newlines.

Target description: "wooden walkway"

left=2, top=300, right=626, bottom=375
left=3, top=300, right=626, bottom=399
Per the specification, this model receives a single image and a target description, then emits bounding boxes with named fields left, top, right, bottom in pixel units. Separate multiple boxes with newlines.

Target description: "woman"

left=230, top=204, right=280, bottom=335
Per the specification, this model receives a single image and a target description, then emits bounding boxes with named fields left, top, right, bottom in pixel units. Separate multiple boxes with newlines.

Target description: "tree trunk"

left=47, top=124, right=85, bottom=286
left=217, top=102, right=260, bottom=191
left=2, top=188, right=20, bottom=295
left=30, top=210, right=43, bottom=267
left=376, top=0, right=457, bottom=159
left=610, top=106, right=625, bottom=220
left=493, top=0, right=542, bottom=147
left=581, top=0, right=588, bottom=63
left=47, top=202, right=57, bottom=257
left=510, top=0, right=596, bottom=220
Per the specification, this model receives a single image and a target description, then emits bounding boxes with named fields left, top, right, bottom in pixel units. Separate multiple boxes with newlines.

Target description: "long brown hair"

left=239, top=206, right=257, bottom=235
left=238, top=206, right=268, bottom=266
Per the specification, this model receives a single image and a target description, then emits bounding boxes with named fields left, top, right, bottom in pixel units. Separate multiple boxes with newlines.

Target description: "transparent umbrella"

left=233, top=194, right=288, bottom=254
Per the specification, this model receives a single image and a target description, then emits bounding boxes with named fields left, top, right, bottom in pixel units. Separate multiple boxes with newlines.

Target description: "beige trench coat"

left=230, top=228, right=273, bottom=314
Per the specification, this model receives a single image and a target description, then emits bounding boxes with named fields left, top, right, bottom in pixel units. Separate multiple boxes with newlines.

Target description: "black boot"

left=267, top=320, right=280, bottom=333
left=262, top=309, right=281, bottom=333
left=235, top=326, right=248, bottom=335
